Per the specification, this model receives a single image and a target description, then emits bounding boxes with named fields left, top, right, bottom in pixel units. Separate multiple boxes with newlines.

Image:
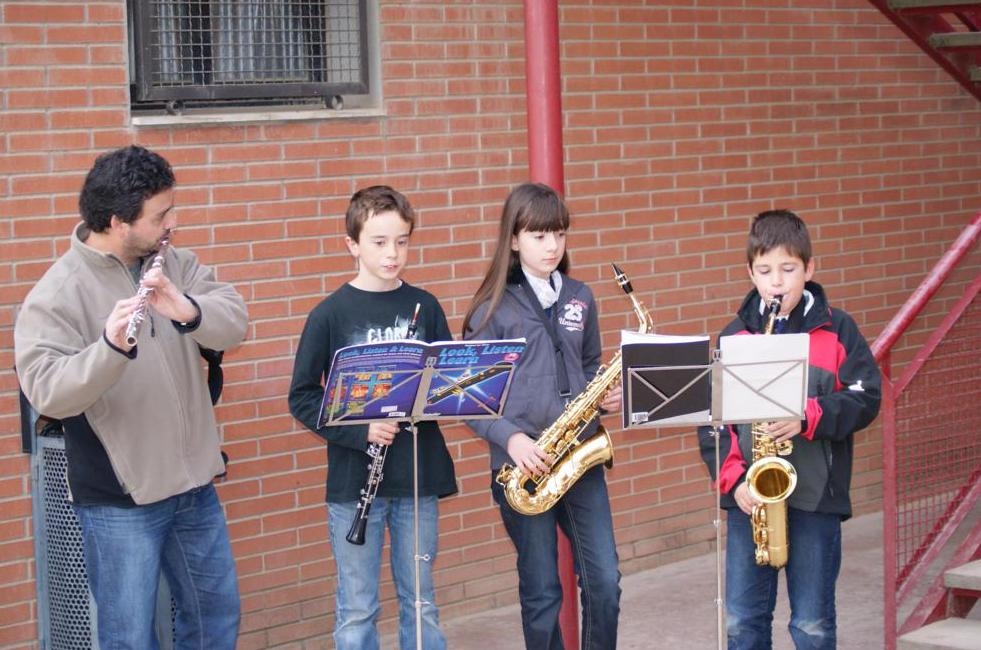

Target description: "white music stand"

left=622, top=332, right=808, bottom=650
left=320, top=338, right=525, bottom=650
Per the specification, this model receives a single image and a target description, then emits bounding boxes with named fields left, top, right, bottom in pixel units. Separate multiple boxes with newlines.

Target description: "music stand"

left=319, top=337, right=525, bottom=650
left=622, top=331, right=808, bottom=650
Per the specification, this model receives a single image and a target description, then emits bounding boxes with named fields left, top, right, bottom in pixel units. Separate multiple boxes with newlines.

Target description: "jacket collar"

left=71, top=222, right=127, bottom=270
left=738, top=280, right=831, bottom=334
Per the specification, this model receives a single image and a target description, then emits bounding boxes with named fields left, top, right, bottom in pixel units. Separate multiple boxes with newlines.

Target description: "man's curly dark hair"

left=78, top=145, right=175, bottom=232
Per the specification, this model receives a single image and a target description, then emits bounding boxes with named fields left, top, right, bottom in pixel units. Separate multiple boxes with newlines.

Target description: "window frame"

left=128, top=0, right=370, bottom=109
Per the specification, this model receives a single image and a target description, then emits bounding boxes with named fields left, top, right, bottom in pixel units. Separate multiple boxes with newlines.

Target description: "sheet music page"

left=620, top=330, right=708, bottom=345
left=620, top=330, right=712, bottom=427
left=718, top=333, right=809, bottom=423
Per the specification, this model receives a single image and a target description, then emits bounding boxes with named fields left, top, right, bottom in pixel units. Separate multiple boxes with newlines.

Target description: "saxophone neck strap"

left=519, top=279, right=572, bottom=401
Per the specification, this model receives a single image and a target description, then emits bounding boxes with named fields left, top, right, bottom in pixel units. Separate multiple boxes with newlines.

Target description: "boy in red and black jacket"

left=697, top=209, right=881, bottom=650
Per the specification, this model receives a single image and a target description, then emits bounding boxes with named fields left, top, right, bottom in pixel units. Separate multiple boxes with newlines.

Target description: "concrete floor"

left=437, top=510, right=884, bottom=649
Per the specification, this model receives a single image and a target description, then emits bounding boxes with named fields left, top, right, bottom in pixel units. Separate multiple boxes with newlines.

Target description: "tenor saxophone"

left=744, top=295, right=798, bottom=568
left=497, top=263, right=654, bottom=515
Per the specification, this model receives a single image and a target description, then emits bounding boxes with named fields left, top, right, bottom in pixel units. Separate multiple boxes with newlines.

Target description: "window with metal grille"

left=129, top=0, right=370, bottom=113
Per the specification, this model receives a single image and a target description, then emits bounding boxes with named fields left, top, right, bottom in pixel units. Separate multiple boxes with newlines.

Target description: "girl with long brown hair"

left=463, top=182, right=622, bottom=650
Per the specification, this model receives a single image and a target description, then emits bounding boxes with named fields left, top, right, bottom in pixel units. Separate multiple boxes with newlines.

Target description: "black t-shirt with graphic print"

left=288, top=282, right=458, bottom=503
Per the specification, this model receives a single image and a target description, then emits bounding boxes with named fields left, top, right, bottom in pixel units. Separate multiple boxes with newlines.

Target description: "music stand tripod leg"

left=410, top=418, right=430, bottom=650
left=712, top=422, right=725, bottom=650
left=709, top=354, right=726, bottom=650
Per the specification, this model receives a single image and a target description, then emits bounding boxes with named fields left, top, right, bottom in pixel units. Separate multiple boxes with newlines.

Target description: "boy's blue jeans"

left=724, top=506, right=842, bottom=650
left=491, top=465, right=621, bottom=650
left=328, top=495, right=445, bottom=650
left=73, top=484, right=240, bottom=650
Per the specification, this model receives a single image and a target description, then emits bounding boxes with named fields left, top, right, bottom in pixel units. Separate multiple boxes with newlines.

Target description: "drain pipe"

left=524, top=0, right=565, bottom=192
left=523, top=1, right=579, bottom=647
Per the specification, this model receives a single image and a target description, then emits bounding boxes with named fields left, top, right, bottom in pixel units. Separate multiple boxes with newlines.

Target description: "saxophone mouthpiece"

left=612, top=263, right=633, bottom=294
left=763, top=295, right=783, bottom=334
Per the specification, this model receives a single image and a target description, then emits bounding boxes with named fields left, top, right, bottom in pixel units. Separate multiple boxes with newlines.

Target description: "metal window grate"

left=131, top=0, right=368, bottom=105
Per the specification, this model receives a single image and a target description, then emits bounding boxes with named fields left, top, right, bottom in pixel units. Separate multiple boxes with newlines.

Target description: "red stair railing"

left=872, top=211, right=981, bottom=649
left=867, top=0, right=981, bottom=101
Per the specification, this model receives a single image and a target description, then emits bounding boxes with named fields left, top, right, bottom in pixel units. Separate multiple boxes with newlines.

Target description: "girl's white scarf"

left=523, top=267, right=563, bottom=310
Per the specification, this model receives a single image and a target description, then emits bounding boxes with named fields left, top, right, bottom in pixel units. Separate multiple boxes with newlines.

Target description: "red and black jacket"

left=697, top=281, right=881, bottom=519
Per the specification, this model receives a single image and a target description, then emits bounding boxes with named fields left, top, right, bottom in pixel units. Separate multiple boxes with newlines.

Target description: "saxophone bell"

left=747, top=454, right=797, bottom=567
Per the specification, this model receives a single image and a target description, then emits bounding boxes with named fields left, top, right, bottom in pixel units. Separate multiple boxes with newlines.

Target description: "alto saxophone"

left=497, top=263, right=654, bottom=515
left=744, top=295, right=798, bottom=568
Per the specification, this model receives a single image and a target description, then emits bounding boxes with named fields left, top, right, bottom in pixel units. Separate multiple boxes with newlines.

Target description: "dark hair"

left=462, top=182, right=571, bottom=336
left=345, top=185, right=415, bottom=241
left=747, top=209, right=812, bottom=266
left=78, top=145, right=175, bottom=232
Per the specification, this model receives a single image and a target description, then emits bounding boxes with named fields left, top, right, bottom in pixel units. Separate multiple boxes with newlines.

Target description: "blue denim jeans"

left=328, top=495, right=445, bottom=650
left=724, top=506, right=842, bottom=650
left=73, top=484, right=240, bottom=650
left=491, top=465, right=621, bottom=650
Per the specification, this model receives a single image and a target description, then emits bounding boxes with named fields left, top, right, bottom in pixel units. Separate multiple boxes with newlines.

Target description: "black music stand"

left=622, top=331, right=809, bottom=650
left=319, top=337, right=525, bottom=650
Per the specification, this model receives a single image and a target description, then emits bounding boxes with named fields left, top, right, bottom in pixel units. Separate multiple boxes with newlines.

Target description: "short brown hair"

left=345, top=185, right=415, bottom=241
left=747, top=209, right=812, bottom=265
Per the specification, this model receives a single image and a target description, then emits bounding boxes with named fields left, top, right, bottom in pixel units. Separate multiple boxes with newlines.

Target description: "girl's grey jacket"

left=464, top=274, right=603, bottom=471
left=15, top=223, right=248, bottom=505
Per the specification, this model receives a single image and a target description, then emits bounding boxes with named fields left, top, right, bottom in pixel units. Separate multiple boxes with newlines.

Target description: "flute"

left=346, top=302, right=421, bottom=545
left=124, top=238, right=170, bottom=347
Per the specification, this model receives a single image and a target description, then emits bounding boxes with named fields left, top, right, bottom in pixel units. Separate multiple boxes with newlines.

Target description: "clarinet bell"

left=346, top=515, right=368, bottom=545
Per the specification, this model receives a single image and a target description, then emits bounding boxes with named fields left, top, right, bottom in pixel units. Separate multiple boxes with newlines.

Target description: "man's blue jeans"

left=328, top=495, right=445, bottom=650
left=724, top=506, right=842, bottom=650
left=491, top=465, right=621, bottom=650
left=73, top=484, right=240, bottom=650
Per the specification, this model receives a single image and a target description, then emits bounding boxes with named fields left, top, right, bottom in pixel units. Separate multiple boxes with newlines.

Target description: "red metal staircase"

left=868, top=0, right=981, bottom=101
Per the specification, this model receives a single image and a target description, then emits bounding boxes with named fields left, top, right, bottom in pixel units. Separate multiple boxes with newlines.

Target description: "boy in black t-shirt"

left=289, top=186, right=456, bottom=649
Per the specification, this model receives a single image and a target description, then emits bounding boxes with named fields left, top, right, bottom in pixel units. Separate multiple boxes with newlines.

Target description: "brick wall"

left=1, top=0, right=980, bottom=647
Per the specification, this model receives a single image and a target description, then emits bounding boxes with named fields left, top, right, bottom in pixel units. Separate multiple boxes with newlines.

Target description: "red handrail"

left=873, top=210, right=981, bottom=650
left=872, top=211, right=981, bottom=360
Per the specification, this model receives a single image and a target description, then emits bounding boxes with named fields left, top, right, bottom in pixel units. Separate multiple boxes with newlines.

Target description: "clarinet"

left=346, top=302, right=421, bottom=545
left=124, top=237, right=170, bottom=347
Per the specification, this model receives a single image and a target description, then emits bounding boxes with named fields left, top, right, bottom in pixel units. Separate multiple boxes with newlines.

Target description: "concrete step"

left=898, top=618, right=981, bottom=650
left=946, top=559, right=981, bottom=592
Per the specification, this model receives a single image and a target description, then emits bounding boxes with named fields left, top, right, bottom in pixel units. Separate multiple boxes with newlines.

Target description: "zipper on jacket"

left=824, top=440, right=834, bottom=497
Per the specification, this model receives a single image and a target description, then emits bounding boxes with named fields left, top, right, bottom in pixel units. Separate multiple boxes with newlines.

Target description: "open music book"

left=318, top=338, right=526, bottom=426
